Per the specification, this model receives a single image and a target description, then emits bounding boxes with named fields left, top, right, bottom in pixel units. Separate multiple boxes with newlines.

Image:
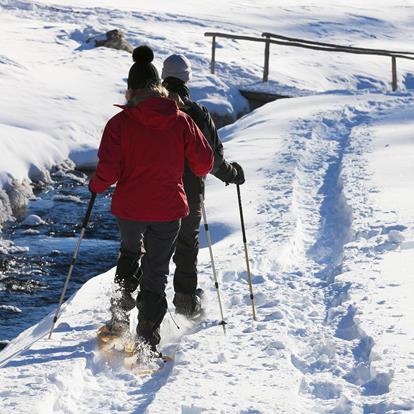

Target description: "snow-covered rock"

left=21, top=214, right=46, bottom=227
left=0, top=305, right=22, bottom=313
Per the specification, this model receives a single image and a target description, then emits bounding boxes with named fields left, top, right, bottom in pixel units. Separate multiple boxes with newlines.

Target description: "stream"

left=0, top=168, right=119, bottom=349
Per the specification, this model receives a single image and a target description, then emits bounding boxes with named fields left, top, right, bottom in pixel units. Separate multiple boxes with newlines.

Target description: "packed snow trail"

left=1, top=0, right=414, bottom=412
left=2, top=93, right=414, bottom=413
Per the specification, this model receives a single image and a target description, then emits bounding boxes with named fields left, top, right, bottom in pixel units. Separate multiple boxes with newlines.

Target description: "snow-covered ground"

left=1, top=1, right=414, bottom=413
left=2, top=92, right=414, bottom=413
left=1, top=0, right=414, bottom=225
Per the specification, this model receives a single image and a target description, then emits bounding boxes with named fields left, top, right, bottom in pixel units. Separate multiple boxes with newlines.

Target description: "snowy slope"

left=1, top=0, right=414, bottom=224
left=0, top=0, right=250, bottom=224
left=1, top=93, right=414, bottom=413
left=1, top=1, right=414, bottom=413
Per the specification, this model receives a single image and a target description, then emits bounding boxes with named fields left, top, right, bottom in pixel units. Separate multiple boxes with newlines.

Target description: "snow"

left=2, top=92, right=414, bottom=413
left=0, top=239, right=29, bottom=254
left=0, top=0, right=260, bottom=221
left=21, top=214, right=47, bottom=227
left=1, top=0, right=414, bottom=413
left=0, top=305, right=22, bottom=313
left=52, top=194, right=85, bottom=204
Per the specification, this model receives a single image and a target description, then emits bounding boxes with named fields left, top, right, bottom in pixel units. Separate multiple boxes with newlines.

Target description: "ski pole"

left=199, top=192, right=227, bottom=334
left=48, top=192, right=97, bottom=339
left=236, top=184, right=257, bottom=321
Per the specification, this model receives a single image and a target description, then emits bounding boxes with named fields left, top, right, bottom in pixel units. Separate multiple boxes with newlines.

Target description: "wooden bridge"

left=204, top=31, right=414, bottom=109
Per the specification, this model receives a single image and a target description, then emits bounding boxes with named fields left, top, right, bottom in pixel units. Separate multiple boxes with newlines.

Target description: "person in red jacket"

left=89, top=46, right=213, bottom=352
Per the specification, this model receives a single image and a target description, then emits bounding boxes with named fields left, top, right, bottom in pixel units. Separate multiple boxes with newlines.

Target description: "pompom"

left=132, top=45, right=154, bottom=64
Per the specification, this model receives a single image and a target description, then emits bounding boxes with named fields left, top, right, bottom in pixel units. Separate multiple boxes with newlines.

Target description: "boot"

left=107, top=254, right=142, bottom=334
left=107, top=289, right=136, bottom=334
left=136, top=290, right=167, bottom=354
left=173, top=288, right=204, bottom=319
left=114, top=254, right=142, bottom=293
left=136, top=320, right=161, bottom=354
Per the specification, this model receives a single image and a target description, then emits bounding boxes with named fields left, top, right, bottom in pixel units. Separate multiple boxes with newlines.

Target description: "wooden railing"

left=205, top=32, right=268, bottom=77
left=204, top=31, right=414, bottom=91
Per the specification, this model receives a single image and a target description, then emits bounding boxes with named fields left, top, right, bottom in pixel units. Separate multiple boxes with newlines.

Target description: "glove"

left=229, top=162, right=245, bottom=185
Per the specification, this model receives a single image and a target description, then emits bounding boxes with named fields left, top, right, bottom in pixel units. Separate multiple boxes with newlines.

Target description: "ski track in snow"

left=2, top=95, right=414, bottom=413
left=250, top=96, right=414, bottom=413
left=2, top=1, right=414, bottom=413
left=142, top=96, right=414, bottom=413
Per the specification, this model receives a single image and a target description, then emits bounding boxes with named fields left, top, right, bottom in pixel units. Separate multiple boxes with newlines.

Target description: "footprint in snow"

left=264, top=310, right=284, bottom=321
left=244, top=291, right=267, bottom=307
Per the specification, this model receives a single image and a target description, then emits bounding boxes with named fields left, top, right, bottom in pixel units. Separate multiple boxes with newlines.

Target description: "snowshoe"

left=103, top=286, right=135, bottom=348
left=97, top=323, right=133, bottom=352
left=123, top=345, right=173, bottom=372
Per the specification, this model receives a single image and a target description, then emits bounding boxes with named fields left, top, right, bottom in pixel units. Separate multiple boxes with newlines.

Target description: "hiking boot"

left=173, top=288, right=204, bottom=319
left=136, top=319, right=161, bottom=354
left=108, top=289, right=136, bottom=334
left=111, top=289, right=136, bottom=312
left=135, top=290, right=167, bottom=355
left=114, top=254, right=142, bottom=293
left=106, top=314, right=130, bottom=336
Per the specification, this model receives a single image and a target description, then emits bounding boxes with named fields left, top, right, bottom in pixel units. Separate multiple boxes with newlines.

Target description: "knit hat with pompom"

left=127, top=45, right=160, bottom=89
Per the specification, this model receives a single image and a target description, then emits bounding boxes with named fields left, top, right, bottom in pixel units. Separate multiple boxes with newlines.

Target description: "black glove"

left=229, top=162, right=245, bottom=185
left=215, top=160, right=246, bottom=185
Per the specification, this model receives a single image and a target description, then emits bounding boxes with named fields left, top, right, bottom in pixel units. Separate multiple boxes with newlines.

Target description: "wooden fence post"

left=211, top=35, right=216, bottom=74
left=263, top=35, right=270, bottom=82
left=392, top=56, right=397, bottom=91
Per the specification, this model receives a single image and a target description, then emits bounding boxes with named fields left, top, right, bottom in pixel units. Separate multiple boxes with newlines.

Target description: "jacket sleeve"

left=89, top=118, right=122, bottom=193
left=189, top=103, right=236, bottom=183
left=183, top=116, right=214, bottom=177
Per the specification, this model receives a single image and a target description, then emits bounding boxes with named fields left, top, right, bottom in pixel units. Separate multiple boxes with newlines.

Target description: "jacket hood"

left=121, top=96, right=179, bottom=130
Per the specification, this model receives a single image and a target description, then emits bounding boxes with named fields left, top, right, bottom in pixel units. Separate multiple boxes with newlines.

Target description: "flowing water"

left=0, top=169, right=119, bottom=349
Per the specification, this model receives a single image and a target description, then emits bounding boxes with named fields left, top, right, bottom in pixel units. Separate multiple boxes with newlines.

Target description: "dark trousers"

left=116, top=217, right=181, bottom=296
left=173, top=200, right=202, bottom=295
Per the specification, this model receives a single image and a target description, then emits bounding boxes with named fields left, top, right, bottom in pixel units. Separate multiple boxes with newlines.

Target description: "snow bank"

left=0, top=2, right=251, bottom=226
left=191, top=75, right=249, bottom=125
left=2, top=1, right=414, bottom=412
left=2, top=93, right=414, bottom=412
left=336, top=104, right=414, bottom=409
left=2, top=0, right=414, bottom=227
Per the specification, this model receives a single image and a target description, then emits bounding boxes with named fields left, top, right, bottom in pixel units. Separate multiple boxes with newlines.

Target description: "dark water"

left=0, top=169, right=119, bottom=349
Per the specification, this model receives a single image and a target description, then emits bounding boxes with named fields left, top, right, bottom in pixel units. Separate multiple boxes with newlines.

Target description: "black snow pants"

left=173, top=169, right=203, bottom=296
left=116, top=217, right=181, bottom=330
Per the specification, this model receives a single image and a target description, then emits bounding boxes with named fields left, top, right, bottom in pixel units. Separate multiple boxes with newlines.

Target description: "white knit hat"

left=161, top=54, right=192, bottom=82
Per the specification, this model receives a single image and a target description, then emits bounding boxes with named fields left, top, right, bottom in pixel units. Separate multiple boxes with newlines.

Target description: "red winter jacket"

left=89, top=96, right=213, bottom=221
